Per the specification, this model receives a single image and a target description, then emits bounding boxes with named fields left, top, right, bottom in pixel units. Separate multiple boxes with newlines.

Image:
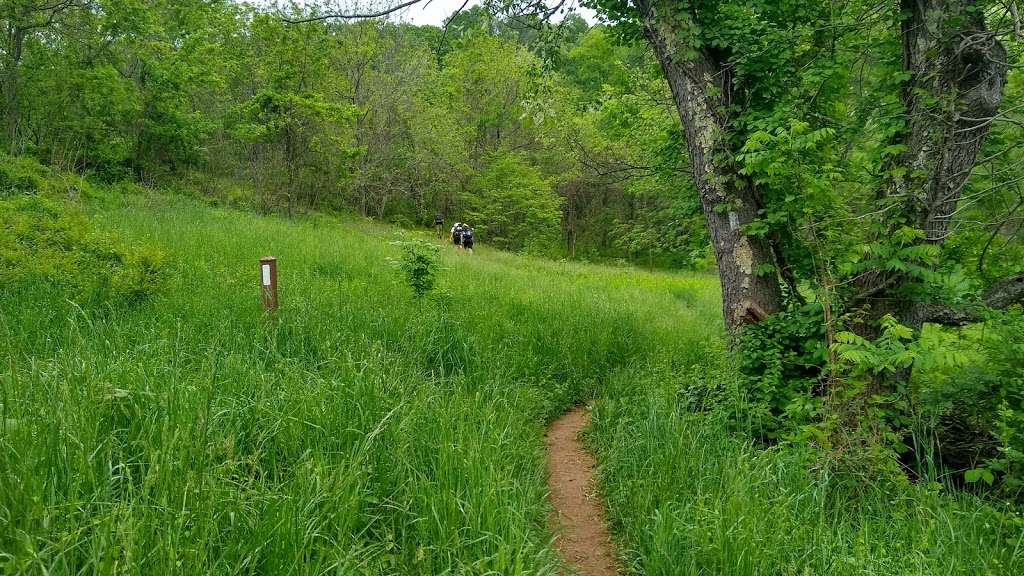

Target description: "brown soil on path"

left=545, top=406, right=619, bottom=576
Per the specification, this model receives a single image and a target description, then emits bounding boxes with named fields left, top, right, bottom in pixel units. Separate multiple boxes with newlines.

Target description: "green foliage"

left=737, top=119, right=844, bottom=277
left=736, top=304, right=828, bottom=438
left=4, top=0, right=1024, bottom=571
left=0, top=153, right=65, bottom=195
left=0, top=194, right=165, bottom=306
left=443, top=34, right=541, bottom=153
left=0, top=190, right=718, bottom=574
left=542, top=33, right=706, bottom=266
left=590, top=360, right=1024, bottom=576
left=562, top=27, right=630, bottom=100
left=3, top=2, right=716, bottom=266
left=0, top=154, right=166, bottom=308
left=965, top=467, right=996, bottom=486
left=833, top=315, right=966, bottom=378
left=465, top=153, right=563, bottom=254
left=915, top=308, right=1024, bottom=499
left=389, top=238, right=441, bottom=299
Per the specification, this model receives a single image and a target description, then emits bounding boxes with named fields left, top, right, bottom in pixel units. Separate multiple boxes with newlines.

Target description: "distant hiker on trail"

left=451, top=222, right=463, bottom=248
left=434, top=213, right=444, bottom=239
left=461, top=225, right=474, bottom=253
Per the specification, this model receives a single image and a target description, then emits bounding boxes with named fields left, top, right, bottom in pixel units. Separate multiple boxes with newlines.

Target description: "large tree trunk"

left=854, top=0, right=1007, bottom=331
left=638, top=2, right=783, bottom=331
left=897, top=0, right=1005, bottom=240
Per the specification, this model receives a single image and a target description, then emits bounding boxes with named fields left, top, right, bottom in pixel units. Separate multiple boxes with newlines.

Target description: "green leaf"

left=964, top=468, right=994, bottom=485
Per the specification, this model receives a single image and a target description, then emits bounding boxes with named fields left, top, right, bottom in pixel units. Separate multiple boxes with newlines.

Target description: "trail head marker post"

left=260, top=256, right=278, bottom=311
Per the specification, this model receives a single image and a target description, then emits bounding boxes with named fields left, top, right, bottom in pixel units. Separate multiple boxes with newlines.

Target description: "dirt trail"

left=545, top=406, right=619, bottom=576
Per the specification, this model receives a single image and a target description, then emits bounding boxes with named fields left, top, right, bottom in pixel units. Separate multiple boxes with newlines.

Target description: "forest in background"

left=2, top=0, right=705, bottom=265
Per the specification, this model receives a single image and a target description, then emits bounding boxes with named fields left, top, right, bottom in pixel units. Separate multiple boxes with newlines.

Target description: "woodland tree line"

left=4, top=0, right=1024, bottom=498
left=2, top=0, right=705, bottom=264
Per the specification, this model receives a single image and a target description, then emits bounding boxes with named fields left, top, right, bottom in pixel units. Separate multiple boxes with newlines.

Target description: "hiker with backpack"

left=460, top=224, right=474, bottom=253
left=451, top=222, right=463, bottom=248
left=434, top=213, right=444, bottom=239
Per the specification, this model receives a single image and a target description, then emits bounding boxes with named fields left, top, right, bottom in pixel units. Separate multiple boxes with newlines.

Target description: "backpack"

left=461, top=228, right=473, bottom=240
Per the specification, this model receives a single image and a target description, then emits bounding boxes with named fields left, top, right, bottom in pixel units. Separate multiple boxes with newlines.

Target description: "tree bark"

left=894, top=0, right=1006, bottom=247
left=855, top=0, right=1007, bottom=331
left=638, top=1, right=783, bottom=330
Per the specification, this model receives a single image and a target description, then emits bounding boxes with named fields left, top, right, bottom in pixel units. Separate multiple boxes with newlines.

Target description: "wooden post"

left=260, top=256, right=278, bottom=311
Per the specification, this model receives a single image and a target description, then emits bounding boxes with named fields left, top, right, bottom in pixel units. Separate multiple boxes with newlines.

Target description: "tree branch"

left=282, top=0, right=427, bottom=24
left=435, top=0, right=472, bottom=53
left=982, top=272, right=1024, bottom=310
left=921, top=273, right=1024, bottom=325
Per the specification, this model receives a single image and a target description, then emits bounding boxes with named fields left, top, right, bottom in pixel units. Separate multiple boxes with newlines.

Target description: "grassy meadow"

left=1, top=191, right=719, bottom=574
left=2, top=190, right=1022, bottom=574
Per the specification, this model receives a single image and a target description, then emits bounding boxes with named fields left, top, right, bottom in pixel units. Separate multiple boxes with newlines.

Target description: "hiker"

left=461, top=224, right=474, bottom=253
left=434, top=213, right=444, bottom=239
left=451, top=222, right=463, bottom=248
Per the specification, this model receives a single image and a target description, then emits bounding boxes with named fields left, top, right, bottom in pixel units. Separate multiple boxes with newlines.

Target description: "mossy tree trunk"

left=638, top=1, right=784, bottom=332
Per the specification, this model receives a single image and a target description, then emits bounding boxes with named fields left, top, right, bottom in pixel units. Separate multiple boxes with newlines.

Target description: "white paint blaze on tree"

left=636, top=0, right=784, bottom=330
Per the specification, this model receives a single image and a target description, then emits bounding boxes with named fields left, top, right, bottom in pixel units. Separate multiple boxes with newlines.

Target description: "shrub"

left=917, top=308, right=1024, bottom=498
left=736, top=303, right=829, bottom=439
left=389, top=239, right=441, bottom=299
left=0, top=154, right=53, bottom=195
left=0, top=194, right=166, bottom=306
left=0, top=153, right=103, bottom=200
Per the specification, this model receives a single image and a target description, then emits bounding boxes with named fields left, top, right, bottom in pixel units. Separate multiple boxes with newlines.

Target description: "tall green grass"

left=589, top=363, right=1024, bottom=575
left=0, top=193, right=719, bottom=574
left=4, top=191, right=1020, bottom=575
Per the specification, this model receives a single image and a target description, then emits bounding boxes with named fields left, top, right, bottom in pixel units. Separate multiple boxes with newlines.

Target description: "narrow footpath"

left=545, top=406, right=619, bottom=576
